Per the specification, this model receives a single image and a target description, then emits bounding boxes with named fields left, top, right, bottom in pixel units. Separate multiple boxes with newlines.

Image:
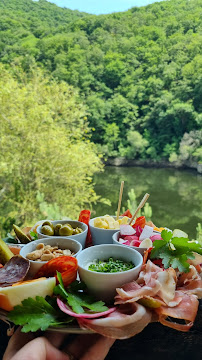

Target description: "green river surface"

left=93, top=166, right=202, bottom=239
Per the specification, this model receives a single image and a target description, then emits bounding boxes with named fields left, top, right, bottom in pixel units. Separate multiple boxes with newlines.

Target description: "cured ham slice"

left=155, top=291, right=199, bottom=332
left=115, top=280, right=161, bottom=304
left=78, top=302, right=152, bottom=339
left=115, top=261, right=178, bottom=307
left=0, top=256, right=30, bottom=287
left=177, top=265, right=202, bottom=299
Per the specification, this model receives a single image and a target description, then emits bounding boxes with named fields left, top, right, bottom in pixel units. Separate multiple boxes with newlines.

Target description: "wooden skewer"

left=116, top=181, right=124, bottom=220
left=129, top=193, right=150, bottom=225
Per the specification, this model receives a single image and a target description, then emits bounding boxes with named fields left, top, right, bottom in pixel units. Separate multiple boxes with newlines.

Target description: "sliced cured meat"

left=137, top=260, right=163, bottom=285
left=155, top=291, right=199, bottom=332
left=156, top=268, right=176, bottom=305
left=115, top=280, right=161, bottom=304
left=177, top=265, right=202, bottom=299
left=115, top=261, right=178, bottom=308
left=78, top=302, right=152, bottom=339
left=177, top=279, right=202, bottom=299
left=177, top=265, right=200, bottom=286
left=0, top=256, right=30, bottom=287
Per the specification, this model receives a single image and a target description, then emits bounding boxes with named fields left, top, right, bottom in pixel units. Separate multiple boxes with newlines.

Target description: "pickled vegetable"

left=13, top=225, right=31, bottom=244
left=0, top=238, right=14, bottom=265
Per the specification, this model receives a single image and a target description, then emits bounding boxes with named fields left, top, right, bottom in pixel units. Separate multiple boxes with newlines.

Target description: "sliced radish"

left=57, top=298, right=116, bottom=319
left=135, top=226, right=143, bottom=237
left=118, top=238, right=127, bottom=244
left=130, top=240, right=141, bottom=247
left=139, top=238, right=153, bottom=248
left=150, top=235, right=162, bottom=242
left=139, top=225, right=154, bottom=241
left=123, top=235, right=139, bottom=242
left=120, top=225, right=136, bottom=236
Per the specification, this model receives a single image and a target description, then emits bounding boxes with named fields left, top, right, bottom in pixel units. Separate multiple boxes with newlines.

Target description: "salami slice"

left=0, top=256, right=30, bottom=287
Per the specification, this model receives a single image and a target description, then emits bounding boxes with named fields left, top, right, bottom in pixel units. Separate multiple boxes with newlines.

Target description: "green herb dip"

left=88, top=257, right=134, bottom=273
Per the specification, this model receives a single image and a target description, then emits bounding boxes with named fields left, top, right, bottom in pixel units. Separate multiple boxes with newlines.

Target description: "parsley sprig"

left=150, top=229, right=202, bottom=273
left=54, top=272, right=108, bottom=314
left=8, top=296, right=73, bottom=333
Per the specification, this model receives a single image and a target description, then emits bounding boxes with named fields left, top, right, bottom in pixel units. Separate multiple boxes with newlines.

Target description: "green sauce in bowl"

left=88, top=257, right=134, bottom=273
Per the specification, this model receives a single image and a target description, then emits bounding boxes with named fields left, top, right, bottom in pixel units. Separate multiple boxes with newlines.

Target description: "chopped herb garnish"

left=88, top=257, right=134, bottom=273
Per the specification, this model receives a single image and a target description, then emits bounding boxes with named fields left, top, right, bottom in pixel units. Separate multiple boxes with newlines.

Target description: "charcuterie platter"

left=0, top=204, right=202, bottom=340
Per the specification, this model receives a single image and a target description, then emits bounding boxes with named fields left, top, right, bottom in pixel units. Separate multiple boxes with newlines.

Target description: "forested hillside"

left=0, top=0, right=202, bottom=163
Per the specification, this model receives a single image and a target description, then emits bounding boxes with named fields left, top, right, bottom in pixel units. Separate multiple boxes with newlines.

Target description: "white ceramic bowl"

left=89, top=216, right=125, bottom=246
left=77, top=244, right=143, bottom=303
left=37, top=220, right=88, bottom=248
left=112, top=231, right=146, bottom=255
left=20, top=237, right=82, bottom=277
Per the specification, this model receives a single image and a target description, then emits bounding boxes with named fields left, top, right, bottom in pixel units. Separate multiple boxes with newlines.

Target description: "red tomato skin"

left=121, top=209, right=132, bottom=218
left=34, top=256, right=78, bottom=286
left=78, top=210, right=91, bottom=225
left=78, top=209, right=92, bottom=247
left=132, top=216, right=146, bottom=229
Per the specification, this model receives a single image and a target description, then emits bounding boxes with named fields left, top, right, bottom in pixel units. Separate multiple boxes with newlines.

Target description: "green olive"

left=72, top=227, right=83, bottom=235
left=41, top=225, right=54, bottom=236
left=72, top=228, right=80, bottom=235
left=59, top=224, right=73, bottom=236
left=42, top=220, right=54, bottom=230
left=54, top=223, right=63, bottom=236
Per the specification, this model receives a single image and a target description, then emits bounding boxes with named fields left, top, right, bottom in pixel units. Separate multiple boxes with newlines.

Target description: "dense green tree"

left=0, top=0, right=201, bottom=162
left=0, top=65, right=103, bottom=236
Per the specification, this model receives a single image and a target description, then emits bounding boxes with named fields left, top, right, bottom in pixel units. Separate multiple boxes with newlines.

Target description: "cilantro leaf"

left=8, top=296, right=73, bottom=333
left=170, top=255, right=190, bottom=273
left=161, top=229, right=173, bottom=242
left=29, top=231, right=38, bottom=241
left=66, top=292, right=108, bottom=314
left=67, top=293, right=84, bottom=314
left=150, top=230, right=202, bottom=273
left=172, top=237, right=202, bottom=255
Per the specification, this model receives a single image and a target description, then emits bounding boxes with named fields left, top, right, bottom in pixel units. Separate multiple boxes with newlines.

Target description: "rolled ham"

left=155, top=291, right=199, bottom=332
left=78, top=302, right=152, bottom=339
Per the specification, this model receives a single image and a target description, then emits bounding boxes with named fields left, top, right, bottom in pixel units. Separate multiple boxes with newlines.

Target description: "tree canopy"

left=0, top=0, right=201, bottom=163
left=0, top=65, right=103, bottom=235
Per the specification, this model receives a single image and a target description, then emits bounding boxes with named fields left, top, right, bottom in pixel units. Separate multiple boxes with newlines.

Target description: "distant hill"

left=0, top=0, right=202, bottom=163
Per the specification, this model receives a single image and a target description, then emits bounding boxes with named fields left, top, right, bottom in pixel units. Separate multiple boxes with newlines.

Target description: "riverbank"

left=106, top=158, right=202, bottom=174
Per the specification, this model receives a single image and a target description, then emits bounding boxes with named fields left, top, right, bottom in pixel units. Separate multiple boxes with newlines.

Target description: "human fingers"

left=44, top=331, right=67, bottom=348
left=3, top=327, right=35, bottom=360
left=63, top=334, right=115, bottom=360
left=4, top=336, right=70, bottom=360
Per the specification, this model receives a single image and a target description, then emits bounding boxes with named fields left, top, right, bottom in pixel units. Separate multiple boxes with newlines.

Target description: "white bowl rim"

left=77, top=244, right=143, bottom=276
left=20, top=236, right=82, bottom=264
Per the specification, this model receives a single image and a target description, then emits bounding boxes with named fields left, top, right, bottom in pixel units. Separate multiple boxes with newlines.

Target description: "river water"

left=93, top=166, right=202, bottom=239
